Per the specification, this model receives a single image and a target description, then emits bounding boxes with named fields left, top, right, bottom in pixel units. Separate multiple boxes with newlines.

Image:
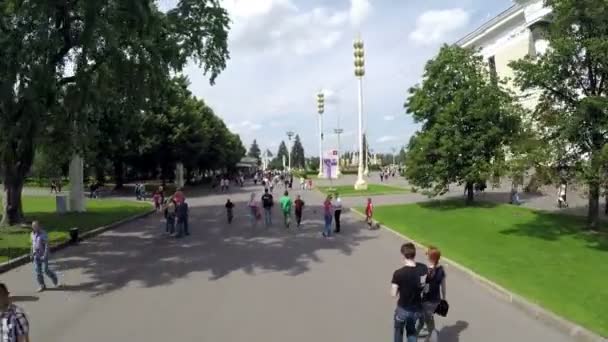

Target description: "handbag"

left=435, top=299, right=449, bottom=317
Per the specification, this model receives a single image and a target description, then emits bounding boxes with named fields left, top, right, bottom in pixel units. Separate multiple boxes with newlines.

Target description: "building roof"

left=455, top=3, right=523, bottom=47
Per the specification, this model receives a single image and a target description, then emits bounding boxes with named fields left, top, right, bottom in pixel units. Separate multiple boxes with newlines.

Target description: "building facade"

left=456, top=0, right=552, bottom=114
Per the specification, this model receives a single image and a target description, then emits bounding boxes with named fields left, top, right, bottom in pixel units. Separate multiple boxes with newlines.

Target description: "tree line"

left=0, top=0, right=239, bottom=225
left=248, top=136, right=306, bottom=170
left=403, top=0, right=608, bottom=230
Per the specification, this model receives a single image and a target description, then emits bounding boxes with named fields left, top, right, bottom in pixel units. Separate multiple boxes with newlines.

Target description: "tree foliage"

left=290, top=135, right=306, bottom=169
left=248, top=140, right=261, bottom=160
left=0, top=0, right=231, bottom=225
left=509, top=0, right=608, bottom=229
left=404, top=45, right=522, bottom=203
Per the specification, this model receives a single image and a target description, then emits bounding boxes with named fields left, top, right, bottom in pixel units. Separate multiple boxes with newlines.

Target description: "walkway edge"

left=350, top=208, right=607, bottom=342
left=0, top=208, right=156, bottom=274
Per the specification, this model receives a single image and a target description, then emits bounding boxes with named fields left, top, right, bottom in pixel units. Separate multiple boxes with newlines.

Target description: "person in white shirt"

left=334, top=194, right=343, bottom=233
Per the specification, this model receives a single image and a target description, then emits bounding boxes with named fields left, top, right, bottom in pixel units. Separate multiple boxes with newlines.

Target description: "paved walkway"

left=4, top=182, right=574, bottom=341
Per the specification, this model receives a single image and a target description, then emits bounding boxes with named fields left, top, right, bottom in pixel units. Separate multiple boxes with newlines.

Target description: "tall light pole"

left=354, top=37, right=368, bottom=190
left=391, top=147, right=397, bottom=165
left=286, top=131, right=295, bottom=171
left=317, top=92, right=325, bottom=178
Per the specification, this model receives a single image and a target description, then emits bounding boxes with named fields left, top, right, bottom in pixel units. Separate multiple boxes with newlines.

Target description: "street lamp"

left=286, top=131, right=295, bottom=171
left=391, top=147, right=397, bottom=165
left=317, top=91, right=325, bottom=178
left=353, top=37, right=368, bottom=190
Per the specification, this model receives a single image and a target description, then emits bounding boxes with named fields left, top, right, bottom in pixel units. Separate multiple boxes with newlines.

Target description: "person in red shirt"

left=365, top=198, right=373, bottom=229
left=173, top=188, right=185, bottom=205
left=294, top=195, right=305, bottom=228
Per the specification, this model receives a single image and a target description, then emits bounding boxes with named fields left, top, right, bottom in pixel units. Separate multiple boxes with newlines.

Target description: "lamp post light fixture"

left=353, top=37, right=368, bottom=190
left=286, top=131, right=295, bottom=171
left=316, top=91, right=325, bottom=178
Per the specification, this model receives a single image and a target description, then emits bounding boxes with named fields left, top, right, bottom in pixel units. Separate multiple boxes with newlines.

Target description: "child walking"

left=365, top=198, right=374, bottom=229
left=225, top=199, right=235, bottom=224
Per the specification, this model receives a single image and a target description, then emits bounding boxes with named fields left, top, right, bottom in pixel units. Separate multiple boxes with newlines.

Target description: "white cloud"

left=229, top=120, right=263, bottom=134
left=225, top=0, right=371, bottom=56
left=383, top=115, right=395, bottom=121
left=350, top=0, right=372, bottom=26
left=377, top=135, right=399, bottom=143
left=409, top=8, right=470, bottom=46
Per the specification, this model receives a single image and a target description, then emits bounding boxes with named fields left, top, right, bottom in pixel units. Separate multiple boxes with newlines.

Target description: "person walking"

left=30, top=221, right=60, bottom=292
left=165, top=199, right=177, bottom=235
left=294, top=195, right=305, bottom=228
left=322, top=195, right=333, bottom=238
left=417, top=246, right=447, bottom=341
left=365, top=198, right=374, bottom=229
left=391, top=242, right=428, bottom=342
left=175, top=200, right=189, bottom=237
left=248, top=193, right=260, bottom=227
left=557, top=183, right=568, bottom=208
left=225, top=199, right=235, bottom=224
left=279, top=191, right=293, bottom=229
left=0, top=283, right=30, bottom=342
left=334, top=193, right=343, bottom=233
left=261, top=189, right=274, bottom=227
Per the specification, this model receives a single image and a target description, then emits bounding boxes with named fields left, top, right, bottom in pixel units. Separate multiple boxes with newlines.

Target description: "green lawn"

left=318, top=184, right=409, bottom=197
left=370, top=201, right=608, bottom=337
left=0, top=196, right=151, bottom=263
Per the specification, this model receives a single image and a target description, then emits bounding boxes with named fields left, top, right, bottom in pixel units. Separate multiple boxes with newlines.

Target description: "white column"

left=175, top=163, right=185, bottom=188
left=355, top=77, right=368, bottom=190
left=69, top=154, right=86, bottom=212
left=318, top=114, right=324, bottom=178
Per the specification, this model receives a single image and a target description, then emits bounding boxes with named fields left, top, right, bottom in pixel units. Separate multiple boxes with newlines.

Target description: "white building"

left=456, top=0, right=552, bottom=113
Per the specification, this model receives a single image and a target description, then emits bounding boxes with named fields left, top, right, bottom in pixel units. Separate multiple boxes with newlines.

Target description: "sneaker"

left=36, top=286, right=46, bottom=293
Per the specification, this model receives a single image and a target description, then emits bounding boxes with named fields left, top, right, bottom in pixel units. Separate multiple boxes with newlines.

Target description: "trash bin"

left=69, top=228, right=79, bottom=244
left=56, top=195, right=67, bottom=214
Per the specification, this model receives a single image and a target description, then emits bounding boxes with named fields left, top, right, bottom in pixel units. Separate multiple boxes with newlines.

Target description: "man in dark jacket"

left=175, top=200, right=189, bottom=238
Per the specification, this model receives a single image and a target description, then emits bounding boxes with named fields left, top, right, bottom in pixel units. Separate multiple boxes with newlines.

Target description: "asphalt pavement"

left=4, top=182, right=575, bottom=341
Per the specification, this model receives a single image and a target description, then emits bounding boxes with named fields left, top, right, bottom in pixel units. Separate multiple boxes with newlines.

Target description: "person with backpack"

left=261, top=189, right=274, bottom=227
left=417, top=246, right=447, bottom=340
left=391, top=243, right=428, bottom=342
left=279, top=191, right=292, bottom=229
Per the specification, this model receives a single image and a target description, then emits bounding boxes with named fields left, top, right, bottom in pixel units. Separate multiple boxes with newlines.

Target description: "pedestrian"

left=0, top=283, right=30, bottom=342
left=334, top=193, right=343, bottom=233
left=50, top=180, right=57, bottom=194
left=391, top=242, right=428, bottom=342
left=225, top=199, right=235, bottom=224
left=173, top=187, right=185, bottom=205
left=557, top=183, right=568, bottom=208
left=165, top=199, right=176, bottom=235
left=294, top=195, right=305, bottom=228
left=135, top=183, right=141, bottom=200
left=175, top=200, right=189, bottom=237
left=365, top=198, right=374, bottom=229
left=417, top=246, right=447, bottom=340
left=248, top=193, right=260, bottom=227
left=279, top=191, right=292, bottom=228
left=30, top=221, right=61, bottom=292
left=269, top=177, right=275, bottom=193
left=322, top=195, right=333, bottom=238
left=261, top=188, right=274, bottom=227
left=153, top=191, right=162, bottom=212
left=380, top=173, right=384, bottom=182
left=308, top=178, right=313, bottom=190
left=300, top=177, right=305, bottom=190
left=254, top=173, right=259, bottom=185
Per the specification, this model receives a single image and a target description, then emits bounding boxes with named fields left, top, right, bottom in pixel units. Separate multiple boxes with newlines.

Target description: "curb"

left=0, top=208, right=155, bottom=274
left=350, top=208, right=608, bottom=342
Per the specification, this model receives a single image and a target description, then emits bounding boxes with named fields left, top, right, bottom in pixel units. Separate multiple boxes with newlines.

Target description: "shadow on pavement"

left=437, top=320, right=469, bottom=342
left=52, top=199, right=377, bottom=296
left=10, top=295, right=39, bottom=303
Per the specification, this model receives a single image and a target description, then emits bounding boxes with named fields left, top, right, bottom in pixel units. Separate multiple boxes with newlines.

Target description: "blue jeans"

left=394, top=306, right=419, bottom=342
left=264, top=208, right=272, bottom=226
left=33, top=258, right=58, bottom=288
left=324, top=214, right=332, bottom=236
left=176, top=217, right=189, bottom=237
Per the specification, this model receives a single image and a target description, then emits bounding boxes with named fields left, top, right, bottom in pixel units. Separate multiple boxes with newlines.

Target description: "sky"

left=158, top=0, right=513, bottom=156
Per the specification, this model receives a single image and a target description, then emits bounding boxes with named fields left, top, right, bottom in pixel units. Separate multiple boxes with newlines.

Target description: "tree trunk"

left=113, top=160, right=124, bottom=189
left=465, top=182, right=474, bottom=204
left=1, top=177, right=25, bottom=226
left=587, top=182, right=600, bottom=231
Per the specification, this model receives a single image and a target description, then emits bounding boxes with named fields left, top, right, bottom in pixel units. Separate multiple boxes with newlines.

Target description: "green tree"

left=271, top=141, right=289, bottom=170
left=510, top=0, right=608, bottom=230
left=0, top=0, right=230, bottom=225
left=248, top=140, right=261, bottom=160
left=404, top=45, right=522, bottom=203
left=290, top=135, right=306, bottom=169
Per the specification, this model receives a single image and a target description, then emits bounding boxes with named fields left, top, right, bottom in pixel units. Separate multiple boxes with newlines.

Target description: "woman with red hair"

left=418, top=246, right=447, bottom=340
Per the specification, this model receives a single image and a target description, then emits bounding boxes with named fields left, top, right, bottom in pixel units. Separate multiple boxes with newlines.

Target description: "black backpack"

left=435, top=300, right=449, bottom=317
